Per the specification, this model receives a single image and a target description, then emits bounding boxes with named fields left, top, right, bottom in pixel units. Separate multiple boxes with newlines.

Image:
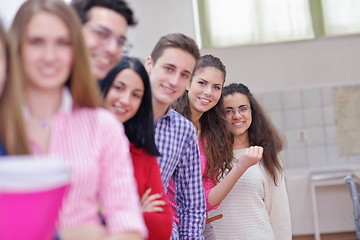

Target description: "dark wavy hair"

left=223, top=83, right=285, bottom=184
left=71, top=0, right=137, bottom=26
left=173, top=55, right=233, bottom=183
left=99, top=57, right=159, bottom=156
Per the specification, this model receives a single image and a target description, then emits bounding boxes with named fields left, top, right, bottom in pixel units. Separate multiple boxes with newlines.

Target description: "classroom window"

left=322, top=0, right=360, bottom=36
left=194, top=0, right=360, bottom=49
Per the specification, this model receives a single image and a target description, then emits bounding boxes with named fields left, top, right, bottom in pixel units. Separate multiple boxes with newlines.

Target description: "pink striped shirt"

left=198, top=139, right=220, bottom=212
left=27, top=89, right=147, bottom=237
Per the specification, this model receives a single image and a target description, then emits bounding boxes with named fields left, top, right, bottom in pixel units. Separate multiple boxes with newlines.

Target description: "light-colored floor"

left=293, top=231, right=357, bottom=240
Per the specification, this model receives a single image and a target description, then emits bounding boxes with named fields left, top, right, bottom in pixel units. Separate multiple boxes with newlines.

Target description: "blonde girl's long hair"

left=0, top=21, right=30, bottom=155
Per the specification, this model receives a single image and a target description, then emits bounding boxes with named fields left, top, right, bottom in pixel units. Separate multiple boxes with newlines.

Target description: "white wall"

left=0, top=0, right=72, bottom=27
left=0, top=1, right=25, bottom=27
left=126, top=0, right=196, bottom=62
left=201, top=36, right=360, bottom=92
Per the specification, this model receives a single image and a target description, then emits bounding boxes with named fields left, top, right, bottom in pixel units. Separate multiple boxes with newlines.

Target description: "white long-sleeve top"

left=208, top=148, right=292, bottom=240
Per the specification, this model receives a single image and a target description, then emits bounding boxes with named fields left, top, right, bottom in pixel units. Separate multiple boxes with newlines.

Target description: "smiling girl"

left=209, top=83, right=292, bottom=240
left=9, top=0, right=146, bottom=239
left=173, top=55, right=263, bottom=238
left=100, top=57, right=173, bottom=240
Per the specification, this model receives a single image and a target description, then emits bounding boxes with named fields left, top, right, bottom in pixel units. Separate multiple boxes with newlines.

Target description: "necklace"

left=38, top=119, right=49, bottom=128
left=25, top=108, right=54, bottom=129
left=29, top=117, right=51, bottom=128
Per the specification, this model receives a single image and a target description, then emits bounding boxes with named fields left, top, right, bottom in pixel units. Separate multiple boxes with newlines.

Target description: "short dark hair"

left=99, top=57, right=160, bottom=156
left=151, top=33, right=200, bottom=65
left=71, top=0, right=137, bottom=26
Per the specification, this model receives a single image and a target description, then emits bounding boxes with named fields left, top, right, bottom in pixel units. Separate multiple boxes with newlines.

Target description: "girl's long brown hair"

left=173, top=55, right=233, bottom=183
left=223, top=83, right=285, bottom=184
left=0, top=21, right=30, bottom=155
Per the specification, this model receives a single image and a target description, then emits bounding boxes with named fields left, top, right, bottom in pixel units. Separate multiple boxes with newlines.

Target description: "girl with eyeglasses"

left=173, top=55, right=263, bottom=239
left=209, top=83, right=292, bottom=240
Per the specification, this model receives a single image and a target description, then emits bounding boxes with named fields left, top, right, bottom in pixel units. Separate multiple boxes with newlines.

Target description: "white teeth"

left=162, top=86, right=175, bottom=94
left=95, top=56, right=110, bottom=65
left=40, top=68, right=57, bottom=75
left=114, top=106, right=126, bottom=113
left=199, top=98, right=210, bottom=103
left=233, top=122, right=244, bottom=126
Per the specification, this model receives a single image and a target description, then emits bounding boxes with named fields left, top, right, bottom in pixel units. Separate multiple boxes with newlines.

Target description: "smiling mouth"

left=232, top=122, right=245, bottom=126
left=198, top=97, right=210, bottom=103
left=114, top=105, right=126, bottom=113
left=40, top=67, right=57, bottom=76
left=93, top=55, right=112, bottom=68
left=161, top=85, right=175, bottom=94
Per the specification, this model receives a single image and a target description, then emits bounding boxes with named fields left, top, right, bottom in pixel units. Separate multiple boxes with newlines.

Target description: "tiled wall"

left=255, top=85, right=360, bottom=170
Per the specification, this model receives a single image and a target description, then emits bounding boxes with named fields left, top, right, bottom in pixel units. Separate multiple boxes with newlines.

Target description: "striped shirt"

left=198, top=139, right=220, bottom=212
left=154, top=108, right=206, bottom=240
left=28, top=88, right=147, bottom=238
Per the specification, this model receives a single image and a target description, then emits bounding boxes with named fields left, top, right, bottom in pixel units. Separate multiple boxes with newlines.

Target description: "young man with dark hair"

left=71, top=0, right=136, bottom=80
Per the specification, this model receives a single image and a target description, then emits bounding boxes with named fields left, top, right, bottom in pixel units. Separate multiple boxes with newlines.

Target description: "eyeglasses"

left=84, top=24, right=132, bottom=53
left=224, top=106, right=251, bottom=116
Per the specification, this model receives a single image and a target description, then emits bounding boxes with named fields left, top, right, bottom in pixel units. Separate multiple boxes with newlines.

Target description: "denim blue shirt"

left=154, top=108, right=206, bottom=240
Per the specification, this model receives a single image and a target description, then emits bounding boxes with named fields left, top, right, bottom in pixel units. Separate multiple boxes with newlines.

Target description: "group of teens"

left=0, top=0, right=292, bottom=239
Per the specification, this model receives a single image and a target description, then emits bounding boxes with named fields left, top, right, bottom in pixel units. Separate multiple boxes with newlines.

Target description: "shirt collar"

left=59, top=87, right=73, bottom=113
left=155, top=106, right=172, bottom=122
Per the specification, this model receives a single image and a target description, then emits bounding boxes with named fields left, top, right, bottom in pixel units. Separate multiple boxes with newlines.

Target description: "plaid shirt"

left=154, top=108, right=206, bottom=240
